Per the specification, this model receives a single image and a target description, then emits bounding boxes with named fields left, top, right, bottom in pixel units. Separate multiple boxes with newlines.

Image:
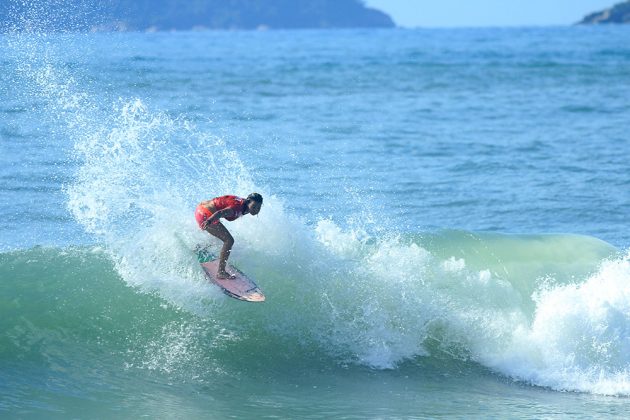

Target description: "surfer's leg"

left=204, top=222, right=235, bottom=278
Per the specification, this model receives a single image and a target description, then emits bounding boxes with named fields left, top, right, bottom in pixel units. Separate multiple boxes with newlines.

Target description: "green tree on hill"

left=1, top=0, right=395, bottom=31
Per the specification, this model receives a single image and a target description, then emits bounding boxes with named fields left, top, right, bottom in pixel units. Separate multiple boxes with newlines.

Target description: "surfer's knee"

left=224, top=234, right=234, bottom=248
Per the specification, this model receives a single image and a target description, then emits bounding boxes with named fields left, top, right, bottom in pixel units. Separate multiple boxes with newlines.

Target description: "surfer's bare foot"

left=217, top=270, right=236, bottom=279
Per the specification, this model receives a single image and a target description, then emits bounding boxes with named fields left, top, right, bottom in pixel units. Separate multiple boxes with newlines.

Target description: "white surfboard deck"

left=201, top=259, right=265, bottom=302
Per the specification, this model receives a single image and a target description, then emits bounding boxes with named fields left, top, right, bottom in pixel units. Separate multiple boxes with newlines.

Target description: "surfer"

left=195, top=193, right=263, bottom=279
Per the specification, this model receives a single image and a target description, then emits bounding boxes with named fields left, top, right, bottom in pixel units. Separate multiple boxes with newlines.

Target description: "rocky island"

left=1, top=0, right=395, bottom=31
left=579, top=0, right=630, bottom=24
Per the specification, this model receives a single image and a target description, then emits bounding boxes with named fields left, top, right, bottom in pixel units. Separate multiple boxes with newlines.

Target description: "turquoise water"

left=2, top=22, right=630, bottom=418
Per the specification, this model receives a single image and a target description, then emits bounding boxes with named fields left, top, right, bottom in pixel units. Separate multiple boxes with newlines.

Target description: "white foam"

left=486, top=252, right=630, bottom=395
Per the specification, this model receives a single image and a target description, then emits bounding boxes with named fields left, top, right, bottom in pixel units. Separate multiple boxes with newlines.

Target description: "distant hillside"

left=1, top=0, right=396, bottom=31
left=579, top=0, right=630, bottom=24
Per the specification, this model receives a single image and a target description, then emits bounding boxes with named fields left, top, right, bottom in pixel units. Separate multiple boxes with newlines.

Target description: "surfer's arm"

left=206, top=208, right=236, bottom=223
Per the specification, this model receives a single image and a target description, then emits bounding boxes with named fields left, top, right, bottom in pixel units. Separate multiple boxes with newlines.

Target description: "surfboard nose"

left=247, top=292, right=266, bottom=302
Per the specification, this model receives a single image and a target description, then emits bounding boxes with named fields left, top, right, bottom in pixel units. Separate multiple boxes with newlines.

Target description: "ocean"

left=1, top=21, right=630, bottom=419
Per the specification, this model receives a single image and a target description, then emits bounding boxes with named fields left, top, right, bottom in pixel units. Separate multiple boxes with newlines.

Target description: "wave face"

left=2, top=234, right=628, bottom=397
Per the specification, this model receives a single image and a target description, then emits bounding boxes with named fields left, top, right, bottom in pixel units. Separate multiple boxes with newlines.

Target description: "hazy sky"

left=364, top=0, right=617, bottom=27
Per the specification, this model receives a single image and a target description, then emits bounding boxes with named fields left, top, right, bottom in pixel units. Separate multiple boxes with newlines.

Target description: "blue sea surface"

left=1, top=26, right=630, bottom=418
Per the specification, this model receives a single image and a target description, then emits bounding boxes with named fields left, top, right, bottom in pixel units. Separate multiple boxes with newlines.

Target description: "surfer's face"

left=248, top=200, right=262, bottom=215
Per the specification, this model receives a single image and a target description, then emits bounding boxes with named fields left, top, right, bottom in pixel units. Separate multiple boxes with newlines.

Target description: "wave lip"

left=314, top=226, right=630, bottom=395
left=485, top=252, right=630, bottom=395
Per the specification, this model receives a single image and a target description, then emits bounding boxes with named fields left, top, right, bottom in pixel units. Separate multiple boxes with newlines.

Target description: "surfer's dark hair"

left=247, top=193, right=263, bottom=204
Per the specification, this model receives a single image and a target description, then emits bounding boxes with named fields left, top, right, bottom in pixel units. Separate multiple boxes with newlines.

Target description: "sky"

left=364, top=0, right=618, bottom=27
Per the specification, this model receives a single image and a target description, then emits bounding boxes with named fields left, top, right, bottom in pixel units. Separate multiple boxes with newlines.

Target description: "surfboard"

left=200, top=259, right=266, bottom=302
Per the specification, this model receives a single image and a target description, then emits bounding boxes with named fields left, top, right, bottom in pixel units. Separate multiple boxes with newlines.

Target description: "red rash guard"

left=195, top=195, right=246, bottom=229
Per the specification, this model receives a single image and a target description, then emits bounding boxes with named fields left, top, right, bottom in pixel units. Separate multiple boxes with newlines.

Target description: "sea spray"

left=6, top=21, right=266, bottom=311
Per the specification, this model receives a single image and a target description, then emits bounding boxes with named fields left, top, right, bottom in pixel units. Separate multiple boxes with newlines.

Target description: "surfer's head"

left=246, top=193, right=263, bottom=215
